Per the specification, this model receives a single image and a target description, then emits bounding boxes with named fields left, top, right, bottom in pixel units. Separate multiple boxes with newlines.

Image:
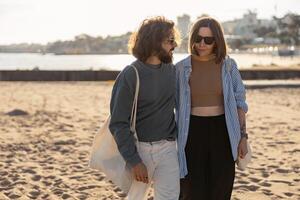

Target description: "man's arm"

left=109, top=68, right=142, bottom=167
left=109, top=68, right=149, bottom=183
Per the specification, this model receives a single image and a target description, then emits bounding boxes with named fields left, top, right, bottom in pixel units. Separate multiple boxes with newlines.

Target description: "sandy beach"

left=0, top=81, right=299, bottom=200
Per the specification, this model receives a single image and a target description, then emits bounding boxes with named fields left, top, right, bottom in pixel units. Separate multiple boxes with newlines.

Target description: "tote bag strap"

left=129, top=65, right=140, bottom=138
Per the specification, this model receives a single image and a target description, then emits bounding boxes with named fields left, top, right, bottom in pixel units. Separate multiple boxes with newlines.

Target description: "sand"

left=0, top=82, right=299, bottom=200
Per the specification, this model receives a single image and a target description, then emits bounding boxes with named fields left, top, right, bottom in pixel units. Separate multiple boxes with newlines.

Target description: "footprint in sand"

left=27, top=189, right=41, bottom=199
left=54, top=139, right=76, bottom=146
left=276, top=141, right=296, bottom=145
left=62, top=193, right=72, bottom=199
left=261, top=171, right=270, bottom=178
left=44, top=166, right=54, bottom=170
left=77, top=185, right=99, bottom=191
left=53, top=178, right=63, bottom=187
left=261, top=188, right=273, bottom=196
left=0, top=178, right=11, bottom=188
left=5, top=109, right=29, bottom=116
left=41, top=194, right=50, bottom=199
left=276, top=168, right=290, bottom=173
left=267, top=165, right=278, bottom=169
left=243, top=184, right=260, bottom=191
left=52, top=188, right=64, bottom=195
left=113, top=186, right=123, bottom=193
left=22, top=168, right=36, bottom=174
left=236, top=180, right=249, bottom=185
left=258, top=126, right=268, bottom=130
left=76, top=190, right=89, bottom=199
left=0, top=171, right=8, bottom=177
left=42, top=180, right=52, bottom=186
left=13, top=179, right=27, bottom=186
left=248, top=177, right=261, bottom=183
left=284, top=192, right=294, bottom=197
left=69, top=175, right=84, bottom=180
left=7, top=194, right=21, bottom=199
left=267, top=144, right=276, bottom=147
left=258, top=181, right=272, bottom=187
left=279, top=161, right=284, bottom=165
left=290, top=149, right=300, bottom=153
left=270, top=179, right=292, bottom=186
left=45, top=175, right=56, bottom=180
left=79, top=156, right=87, bottom=162
left=2, top=192, right=11, bottom=199
left=31, top=175, right=42, bottom=181
left=256, top=152, right=263, bottom=156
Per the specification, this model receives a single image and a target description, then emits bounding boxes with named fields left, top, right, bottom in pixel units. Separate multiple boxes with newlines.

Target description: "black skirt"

left=180, top=114, right=235, bottom=200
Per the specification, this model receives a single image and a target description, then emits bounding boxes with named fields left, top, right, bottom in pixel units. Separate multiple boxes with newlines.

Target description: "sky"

left=0, top=0, right=299, bottom=45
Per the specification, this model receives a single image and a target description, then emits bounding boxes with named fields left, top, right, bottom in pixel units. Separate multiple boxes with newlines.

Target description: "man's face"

left=158, top=33, right=177, bottom=63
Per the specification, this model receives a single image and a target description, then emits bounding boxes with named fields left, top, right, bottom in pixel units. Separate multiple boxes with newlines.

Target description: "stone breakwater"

left=1, top=68, right=300, bottom=81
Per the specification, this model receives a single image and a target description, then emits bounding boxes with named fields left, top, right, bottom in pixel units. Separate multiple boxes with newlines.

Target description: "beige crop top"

left=189, top=54, right=224, bottom=107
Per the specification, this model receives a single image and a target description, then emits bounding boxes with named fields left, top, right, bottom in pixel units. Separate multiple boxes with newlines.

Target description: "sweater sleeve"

left=109, top=66, right=142, bottom=168
left=230, top=58, right=248, bottom=113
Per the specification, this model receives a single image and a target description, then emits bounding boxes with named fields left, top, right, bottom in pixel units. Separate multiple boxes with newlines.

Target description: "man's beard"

left=157, top=48, right=174, bottom=64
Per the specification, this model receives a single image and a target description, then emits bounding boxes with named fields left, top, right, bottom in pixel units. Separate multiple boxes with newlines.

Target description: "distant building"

left=276, top=14, right=300, bottom=45
left=235, top=11, right=259, bottom=38
left=222, top=11, right=276, bottom=39
left=177, top=14, right=191, bottom=39
left=222, top=21, right=237, bottom=36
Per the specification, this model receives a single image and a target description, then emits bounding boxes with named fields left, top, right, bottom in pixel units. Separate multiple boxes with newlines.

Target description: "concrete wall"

left=0, top=71, right=120, bottom=81
left=0, top=69, right=300, bottom=81
left=240, top=69, right=300, bottom=80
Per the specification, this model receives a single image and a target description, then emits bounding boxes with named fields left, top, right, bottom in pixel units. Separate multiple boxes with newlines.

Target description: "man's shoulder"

left=119, top=64, right=136, bottom=79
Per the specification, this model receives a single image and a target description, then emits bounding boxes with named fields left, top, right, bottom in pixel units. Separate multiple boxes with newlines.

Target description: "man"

left=109, top=16, right=180, bottom=200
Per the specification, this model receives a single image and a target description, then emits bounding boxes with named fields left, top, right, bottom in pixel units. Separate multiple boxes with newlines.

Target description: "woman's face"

left=194, top=27, right=215, bottom=57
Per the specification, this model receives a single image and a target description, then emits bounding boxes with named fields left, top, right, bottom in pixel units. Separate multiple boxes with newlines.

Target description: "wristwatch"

left=241, top=132, right=248, bottom=139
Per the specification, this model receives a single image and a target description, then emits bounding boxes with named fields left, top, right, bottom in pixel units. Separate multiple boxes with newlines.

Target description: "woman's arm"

left=237, top=108, right=248, bottom=158
left=230, top=58, right=248, bottom=113
left=230, top=58, right=249, bottom=158
left=238, top=108, right=246, bottom=138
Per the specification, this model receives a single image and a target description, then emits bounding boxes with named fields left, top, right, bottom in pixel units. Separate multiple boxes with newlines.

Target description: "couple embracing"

left=109, top=15, right=248, bottom=200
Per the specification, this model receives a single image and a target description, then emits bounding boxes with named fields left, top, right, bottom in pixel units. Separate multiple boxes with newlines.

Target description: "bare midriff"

left=190, top=54, right=225, bottom=116
left=191, top=106, right=225, bottom=116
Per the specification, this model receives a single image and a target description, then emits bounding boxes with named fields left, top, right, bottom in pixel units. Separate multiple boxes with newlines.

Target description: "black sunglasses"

left=166, top=38, right=176, bottom=45
left=195, top=35, right=215, bottom=45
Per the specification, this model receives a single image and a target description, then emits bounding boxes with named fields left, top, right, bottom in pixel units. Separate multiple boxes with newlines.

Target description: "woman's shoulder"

left=175, top=55, right=191, bottom=71
left=224, top=55, right=237, bottom=66
left=223, top=55, right=239, bottom=73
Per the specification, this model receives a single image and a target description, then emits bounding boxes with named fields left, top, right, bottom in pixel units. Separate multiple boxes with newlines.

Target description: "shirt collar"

left=183, top=55, right=192, bottom=70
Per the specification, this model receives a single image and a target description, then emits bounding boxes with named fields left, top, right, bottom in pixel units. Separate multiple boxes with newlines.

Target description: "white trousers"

left=127, top=140, right=180, bottom=200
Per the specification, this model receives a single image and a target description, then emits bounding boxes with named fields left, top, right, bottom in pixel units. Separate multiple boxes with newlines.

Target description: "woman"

left=175, top=17, right=249, bottom=200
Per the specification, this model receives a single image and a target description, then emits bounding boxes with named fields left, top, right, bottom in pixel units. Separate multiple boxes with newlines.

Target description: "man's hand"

left=238, top=137, right=248, bottom=159
left=132, top=162, right=149, bottom=183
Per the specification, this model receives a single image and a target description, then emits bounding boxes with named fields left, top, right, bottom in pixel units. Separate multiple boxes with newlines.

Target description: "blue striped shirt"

left=175, top=55, right=248, bottom=178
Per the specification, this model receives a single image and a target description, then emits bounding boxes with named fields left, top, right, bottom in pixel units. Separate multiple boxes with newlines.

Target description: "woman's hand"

left=238, top=137, right=248, bottom=159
